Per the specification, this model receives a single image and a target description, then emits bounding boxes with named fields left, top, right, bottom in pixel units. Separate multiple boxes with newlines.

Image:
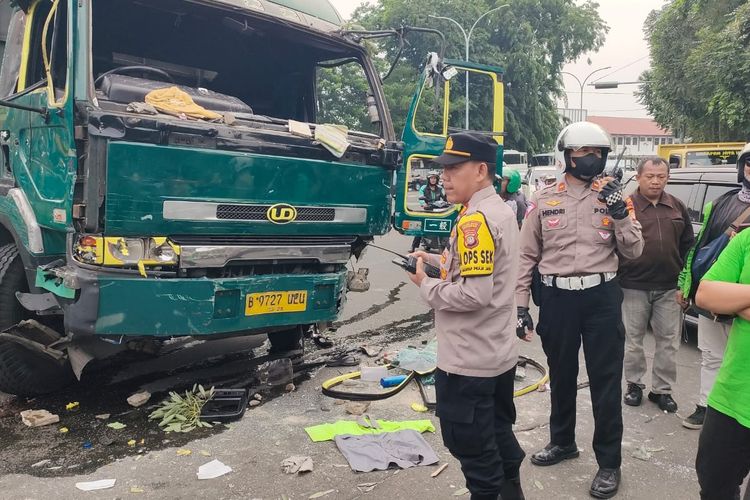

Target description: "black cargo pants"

left=436, top=366, right=525, bottom=500
left=536, top=279, right=625, bottom=469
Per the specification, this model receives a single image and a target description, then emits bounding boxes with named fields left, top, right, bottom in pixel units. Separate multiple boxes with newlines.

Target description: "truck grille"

left=169, top=235, right=357, bottom=246
left=216, top=204, right=336, bottom=222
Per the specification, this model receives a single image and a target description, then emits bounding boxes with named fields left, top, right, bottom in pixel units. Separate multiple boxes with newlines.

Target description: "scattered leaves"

left=127, top=439, right=137, bottom=447
left=148, top=385, right=215, bottom=433
left=453, top=487, right=469, bottom=496
left=65, top=402, right=80, bottom=411
left=106, top=422, right=127, bottom=430
left=176, top=449, right=192, bottom=456
left=59, top=427, right=69, bottom=434
left=534, top=480, right=544, bottom=490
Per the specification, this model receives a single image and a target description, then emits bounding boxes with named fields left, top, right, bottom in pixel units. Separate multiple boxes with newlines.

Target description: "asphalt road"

left=0, top=230, right=721, bottom=499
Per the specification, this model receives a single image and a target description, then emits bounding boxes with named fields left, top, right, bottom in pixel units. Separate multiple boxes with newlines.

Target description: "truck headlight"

left=73, top=235, right=180, bottom=268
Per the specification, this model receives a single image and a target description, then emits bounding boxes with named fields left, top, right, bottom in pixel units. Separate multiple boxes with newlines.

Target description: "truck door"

left=3, top=0, right=76, bottom=256
left=393, top=55, right=504, bottom=241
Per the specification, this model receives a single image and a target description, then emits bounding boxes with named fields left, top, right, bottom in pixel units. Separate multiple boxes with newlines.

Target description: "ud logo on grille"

left=267, top=203, right=298, bottom=224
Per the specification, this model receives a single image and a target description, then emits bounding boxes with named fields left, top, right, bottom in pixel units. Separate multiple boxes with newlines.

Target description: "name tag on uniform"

left=457, top=212, right=495, bottom=276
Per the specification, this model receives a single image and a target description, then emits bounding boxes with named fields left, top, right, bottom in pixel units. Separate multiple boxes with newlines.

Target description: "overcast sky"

left=329, top=0, right=666, bottom=120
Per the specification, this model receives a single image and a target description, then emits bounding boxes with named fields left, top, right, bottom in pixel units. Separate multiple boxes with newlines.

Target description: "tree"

left=350, top=0, right=608, bottom=154
left=639, top=0, right=750, bottom=141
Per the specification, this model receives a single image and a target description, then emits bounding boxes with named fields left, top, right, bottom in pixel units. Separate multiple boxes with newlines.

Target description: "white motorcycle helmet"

left=554, top=122, right=612, bottom=173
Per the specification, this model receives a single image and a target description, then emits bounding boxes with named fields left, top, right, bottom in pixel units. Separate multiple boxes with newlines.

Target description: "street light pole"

left=429, top=5, right=509, bottom=130
left=561, top=66, right=611, bottom=121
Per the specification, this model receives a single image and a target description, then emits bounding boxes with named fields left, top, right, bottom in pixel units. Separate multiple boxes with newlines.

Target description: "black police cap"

left=432, top=132, right=498, bottom=166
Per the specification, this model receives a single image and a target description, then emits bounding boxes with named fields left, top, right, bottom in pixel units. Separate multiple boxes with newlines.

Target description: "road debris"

left=411, top=402, right=429, bottom=412
left=59, top=427, right=69, bottom=434
left=308, top=489, right=336, bottom=499
left=534, top=480, right=545, bottom=490
left=130, top=487, right=145, bottom=493
left=281, top=455, right=314, bottom=474
left=200, top=450, right=212, bottom=457
left=360, top=345, right=382, bottom=357
left=128, top=439, right=137, bottom=447
left=431, top=463, right=449, bottom=477
left=127, top=391, right=152, bottom=408
left=197, top=459, right=232, bottom=479
left=453, top=487, right=469, bottom=496
left=95, top=414, right=110, bottom=420
left=357, top=482, right=378, bottom=492
left=360, top=365, right=388, bottom=382
left=106, top=422, right=127, bottom=430
left=31, top=459, right=52, bottom=468
left=149, top=385, right=215, bottom=433
left=345, top=402, right=370, bottom=416
left=176, top=449, right=192, bottom=456
left=633, top=444, right=652, bottom=461
left=249, top=400, right=262, bottom=408
left=65, top=402, right=80, bottom=411
left=75, top=479, right=116, bottom=491
left=20, top=409, right=60, bottom=428
left=285, top=383, right=296, bottom=392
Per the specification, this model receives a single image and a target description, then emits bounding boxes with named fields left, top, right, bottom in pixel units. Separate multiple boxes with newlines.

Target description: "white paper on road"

left=197, top=459, right=232, bottom=479
left=75, top=479, right=116, bottom=491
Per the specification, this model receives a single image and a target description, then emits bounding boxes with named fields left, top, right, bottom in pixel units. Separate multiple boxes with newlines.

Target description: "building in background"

left=586, top=116, right=675, bottom=159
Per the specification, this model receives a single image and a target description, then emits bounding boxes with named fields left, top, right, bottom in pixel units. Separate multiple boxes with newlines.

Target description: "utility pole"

left=561, top=66, right=611, bottom=121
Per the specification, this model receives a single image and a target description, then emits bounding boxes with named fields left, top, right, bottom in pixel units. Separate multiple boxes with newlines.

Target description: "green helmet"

left=503, top=169, right=522, bottom=194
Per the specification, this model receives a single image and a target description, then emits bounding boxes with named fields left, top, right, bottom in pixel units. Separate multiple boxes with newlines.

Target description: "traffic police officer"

left=408, top=132, right=525, bottom=500
left=516, top=122, right=644, bottom=499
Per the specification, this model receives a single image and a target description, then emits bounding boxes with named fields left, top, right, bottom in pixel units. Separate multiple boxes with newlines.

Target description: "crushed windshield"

left=91, top=0, right=381, bottom=135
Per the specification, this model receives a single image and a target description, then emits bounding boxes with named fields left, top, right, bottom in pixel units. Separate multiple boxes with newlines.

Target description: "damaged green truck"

left=0, top=0, right=504, bottom=395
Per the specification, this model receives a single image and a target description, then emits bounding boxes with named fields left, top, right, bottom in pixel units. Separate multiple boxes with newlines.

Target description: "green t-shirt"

left=703, top=228, right=750, bottom=428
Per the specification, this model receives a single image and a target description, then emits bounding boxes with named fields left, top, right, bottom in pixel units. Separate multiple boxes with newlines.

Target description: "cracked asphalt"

left=0, top=231, right=730, bottom=499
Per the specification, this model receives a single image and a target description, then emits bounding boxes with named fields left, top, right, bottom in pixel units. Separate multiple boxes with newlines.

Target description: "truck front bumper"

left=64, top=269, right=347, bottom=337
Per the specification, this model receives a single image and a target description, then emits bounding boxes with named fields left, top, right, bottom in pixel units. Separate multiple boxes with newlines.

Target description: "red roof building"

left=586, top=116, right=675, bottom=157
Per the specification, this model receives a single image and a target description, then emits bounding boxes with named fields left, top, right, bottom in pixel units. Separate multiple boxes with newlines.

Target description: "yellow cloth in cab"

left=144, top=87, right=222, bottom=120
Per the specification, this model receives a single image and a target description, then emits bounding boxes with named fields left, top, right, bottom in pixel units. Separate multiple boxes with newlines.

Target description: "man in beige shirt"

left=407, top=132, right=525, bottom=500
left=516, top=122, right=643, bottom=499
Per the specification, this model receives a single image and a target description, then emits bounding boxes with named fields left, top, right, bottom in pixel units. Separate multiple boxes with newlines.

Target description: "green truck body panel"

left=105, top=142, right=391, bottom=237
left=94, top=271, right=346, bottom=336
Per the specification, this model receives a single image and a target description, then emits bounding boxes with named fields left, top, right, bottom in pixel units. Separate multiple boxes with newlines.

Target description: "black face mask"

left=568, top=153, right=604, bottom=180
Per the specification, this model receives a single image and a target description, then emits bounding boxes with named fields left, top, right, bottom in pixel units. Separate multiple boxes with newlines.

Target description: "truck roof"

left=208, top=0, right=343, bottom=32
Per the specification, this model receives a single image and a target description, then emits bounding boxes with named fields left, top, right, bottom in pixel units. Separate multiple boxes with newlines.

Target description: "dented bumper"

left=63, top=267, right=347, bottom=337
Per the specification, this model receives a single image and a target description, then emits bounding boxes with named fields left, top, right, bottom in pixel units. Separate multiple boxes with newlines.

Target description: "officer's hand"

left=407, top=256, right=427, bottom=287
left=517, top=306, right=534, bottom=341
left=598, top=179, right=628, bottom=220
left=409, top=250, right=431, bottom=262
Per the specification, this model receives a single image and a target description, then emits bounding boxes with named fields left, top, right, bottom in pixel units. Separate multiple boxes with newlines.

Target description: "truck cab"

left=0, top=0, right=406, bottom=395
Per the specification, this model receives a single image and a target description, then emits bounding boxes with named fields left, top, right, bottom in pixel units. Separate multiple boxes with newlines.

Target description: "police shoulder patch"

left=457, top=212, right=495, bottom=277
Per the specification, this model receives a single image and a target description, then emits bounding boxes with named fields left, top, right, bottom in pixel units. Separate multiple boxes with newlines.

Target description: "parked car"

left=663, top=167, right=740, bottom=326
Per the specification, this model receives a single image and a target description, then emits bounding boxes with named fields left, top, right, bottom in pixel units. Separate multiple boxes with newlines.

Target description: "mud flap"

left=67, top=337, right=127, bottom=380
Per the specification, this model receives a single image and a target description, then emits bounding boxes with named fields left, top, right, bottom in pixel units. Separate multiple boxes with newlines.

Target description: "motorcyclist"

left=411, top=171, right=448, bottom=252
left=419, top=170, right=447, bottom=208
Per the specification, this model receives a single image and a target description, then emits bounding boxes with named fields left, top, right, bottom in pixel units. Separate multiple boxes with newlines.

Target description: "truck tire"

left=0, top=243, right=74, bottom=396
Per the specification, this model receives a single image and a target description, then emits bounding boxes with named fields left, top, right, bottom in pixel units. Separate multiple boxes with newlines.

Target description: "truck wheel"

left=0, top=243, right=74, bottom=396
left=268, top=326, right=303, bottom=354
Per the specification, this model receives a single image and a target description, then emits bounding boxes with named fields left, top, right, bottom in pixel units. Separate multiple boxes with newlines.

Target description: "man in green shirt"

left=694, top=225, right=750, bottom=500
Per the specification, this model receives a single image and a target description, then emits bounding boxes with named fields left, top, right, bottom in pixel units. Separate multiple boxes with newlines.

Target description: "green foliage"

left=148, top=384, right=215, bottom=433
left=350, top=0, right=607, bottom=154
left=639, top=0, right=750, bottom=141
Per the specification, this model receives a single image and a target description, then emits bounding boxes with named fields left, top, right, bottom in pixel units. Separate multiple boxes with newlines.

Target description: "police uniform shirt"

left=420, top=185, right=520, bottom=378
left=516, top=178, right=644, bottom=308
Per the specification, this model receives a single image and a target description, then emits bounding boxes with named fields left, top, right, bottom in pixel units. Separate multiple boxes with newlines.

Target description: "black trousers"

left=436, top=367, right=525, bottom=500
left=696, top=406, right=750, bottom=500
left=536, top=279, right=625, bottom=468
